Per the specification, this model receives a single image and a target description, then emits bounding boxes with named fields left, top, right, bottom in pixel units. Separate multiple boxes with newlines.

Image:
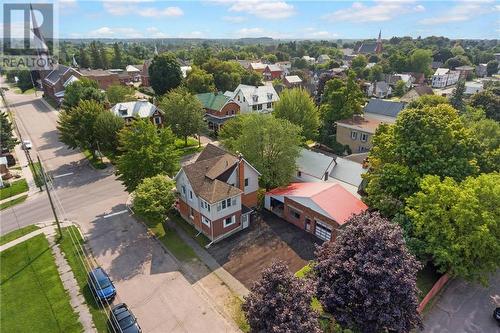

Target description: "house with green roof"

left=195, top=92, right=240, bottom=132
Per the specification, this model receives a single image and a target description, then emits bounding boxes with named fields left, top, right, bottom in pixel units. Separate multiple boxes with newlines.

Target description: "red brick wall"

left=83, top=74, right=120, bottom=90
left=205, top=102, right=240, bottom=118
left=417, top=273, right=450, bottom=313
left=212, top=211, right=242, bottom=239
left=242, top=191, right=258, bottom=208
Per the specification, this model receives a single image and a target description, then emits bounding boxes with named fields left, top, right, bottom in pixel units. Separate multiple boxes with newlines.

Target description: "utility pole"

left=37, top=156, right=62, bottom=239
left=26, top=150, right=43, bottom=192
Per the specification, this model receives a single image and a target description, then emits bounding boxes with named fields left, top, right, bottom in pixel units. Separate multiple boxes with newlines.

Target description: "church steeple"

left=375, top=30, right=382, bottom=54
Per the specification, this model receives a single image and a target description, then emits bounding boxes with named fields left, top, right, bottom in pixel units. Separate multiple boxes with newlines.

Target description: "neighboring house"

left=366, top=81, right=392, bottom=98
left=195, top=92, right=240, bottom=132
left=111, top=100, right=163, bottom=126
left=336, top=99, right=405, bottom=153
left=464, top=82, right=484, bottom=95
left=432, top=68, right=460, bottom=88
left=229, top=84, right=279, bottom=113
left=385, top=73, right=414, bottom=88
left=284, top=75, right=303, bottom=88
left=302, top=56, right=316, bottom=64
left=41, top=64, right=82, bottom=104
left=276, top=61, right=292, bottom=75
left=125, top=65, right=142, bottom=82
left=249, top=62, right=267, bottom=73
left=406, top=72, right=426, bottom=85
left=356, top=31, right=382, bottom=55
left=174, top=144, right=261, bottom=243
left=431, top=61, right=443, bottom=70
left=263, top=64, right=284, bottom=81
left=455, top=65, right=475, bottom=80
left=400, top=85, right=434, bottom=103
left=476, top=64, right=488, bottom=78
left=79, top=68, right=121, bottom=89
left=264, top=182, right=368, bottom=241
left=317, top=54, right=331, bottom=64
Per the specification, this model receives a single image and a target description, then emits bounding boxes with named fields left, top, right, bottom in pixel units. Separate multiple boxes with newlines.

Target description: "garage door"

left=315, top=220, right=332, bottom=241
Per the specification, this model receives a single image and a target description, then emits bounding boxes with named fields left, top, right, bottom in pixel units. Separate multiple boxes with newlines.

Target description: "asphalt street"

left=0, top=78, right=238, bottom=332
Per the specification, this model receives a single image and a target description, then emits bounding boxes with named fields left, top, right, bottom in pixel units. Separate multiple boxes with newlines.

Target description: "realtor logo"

left=2, top=3, right=57, bottom=70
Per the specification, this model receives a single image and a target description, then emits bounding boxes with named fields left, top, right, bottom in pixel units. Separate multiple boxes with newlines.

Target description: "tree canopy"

left=469, top=90, right=500, bottom=121
left=133, top=175, right=176, bottom=223
left=406, top=173, right=500, bottom=284
left=315, top=212, right=422, bottom=333
left=243, top=261, right=321, bottom=333
left=93, top=111, right=125, bottom=156
left=116, top=119, right=179, bottom=191
left=62, top=78, right=105, bottom=110
left=0, top=112, right=18, bottom=151
left=273, top=88, right=320, bottom=141
left=106, top=84, right=135, bottom=105
left=220, top=114, right=302, bottom=189
left=183, top=66, right=216, bottom=94
left=149, top=52, right=182, bottom=95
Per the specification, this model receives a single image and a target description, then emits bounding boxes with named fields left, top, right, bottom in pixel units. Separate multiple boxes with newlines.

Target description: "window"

left=202, top=216, right=211, bottom=227
left=360, top=133, right=368, bottom=142
left=189, top=190, right=193, bottom=201
left=267, top=102, right=272, bottom=108
left=297, top=171, right=302, bottom=177
left=154, top=116, right=162, bottom=125
left=257, top=104, right=263, bottom=110
left=351, top=131, right=358, bottom=140
left=181, top=185, right=186, bottom=196
left=252, top=105, right=257, bottom=111
left=226, top=198, right=232, bottom=207
left=237, top=95, right=240, bottom=101
left=290, top=208, right=301, bottom=220
left=231, top=197, right=237, bottom=206
left=223, top=215, right=236, bottom=228
left=189, top=207, right=194, bottom=220
left=244, top=178, right=249, bottom=187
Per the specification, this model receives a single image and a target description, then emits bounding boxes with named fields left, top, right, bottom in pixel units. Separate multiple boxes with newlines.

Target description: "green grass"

left=13, top=87, right=35, bottom=95
left=178, top=145, right=203, bottom=156
left=140, top=214, right=198, bottom=262
left=229, top=296, right=250, bottom=333
left=0, top=225, right=39, bottom=246
left=0, top=234, right=83, bottom=332
left=83, top=149, right=107, bottom=169
left=58, top=227, right=109, bottom=332
left=167, top=210, right=210, bottom=247
left=295, top=263, right=313, bottom=278
left=29, top=161, right=44, bottom=188
left=416, top=262, right=442, bottom=301
left=174, top=136, right=199, bottom=148
left=0, top=179, right=28, bottom=200
left=0, top=194, right=28, bottom=210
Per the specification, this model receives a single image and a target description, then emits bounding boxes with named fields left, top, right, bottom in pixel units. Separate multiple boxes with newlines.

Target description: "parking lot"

left=208, top=210, right=322, bottom=288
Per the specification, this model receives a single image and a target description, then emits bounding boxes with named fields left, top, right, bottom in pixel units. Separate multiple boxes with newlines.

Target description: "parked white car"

left=22, top=139, right=32, bottom=150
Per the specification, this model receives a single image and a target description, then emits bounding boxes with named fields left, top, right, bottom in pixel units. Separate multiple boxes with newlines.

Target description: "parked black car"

left=494, top=307, right=500, bottom=325
left=109, top=303, right=141, bottom=333
left=88, top=267, right=116, bottom=303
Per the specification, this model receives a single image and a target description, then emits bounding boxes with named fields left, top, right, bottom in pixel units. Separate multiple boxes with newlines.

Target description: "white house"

left=317, top=54, right=331, bottom=64
left=111, top=99, right=163, bottom=126
left=302, top=56, right=316, bottom=64
left=229, top=84, right=280, bottom=113
left=432, top=68, right=460, bottom=88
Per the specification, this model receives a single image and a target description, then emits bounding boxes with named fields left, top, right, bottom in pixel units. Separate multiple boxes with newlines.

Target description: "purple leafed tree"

left=242, top=261, right=321, bottom=333
left=314, top=212, right=423, bottom=333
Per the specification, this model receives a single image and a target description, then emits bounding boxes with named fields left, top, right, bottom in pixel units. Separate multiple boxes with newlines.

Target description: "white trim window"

left=189, top=190, right=193, bottom=201
left=202, top=216, right=211, bottom=227
left=181, top=185, right=186, bottom=197
left=360, top=133, right=368, bottom=142
left=351, top=131, right=358, bottom=140
left=154, top=116, right=162, bottom=125
left=223, top=215, right=236, bottom=228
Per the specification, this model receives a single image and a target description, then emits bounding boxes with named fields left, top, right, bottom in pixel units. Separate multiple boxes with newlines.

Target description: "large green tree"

left=116, top=119, right=179, bottom=191
left=0, top=112, right=18, bottom=151
left=159, top=88, right=205, bottom=146
left=273, top=88, right=320, bottom=140
left=106, top=84, right=135, bottom=105
left=409, top=49, right=432, bottom=75
left=111, top=42, right=123, bottom=69
left=183, top=66, right=216, bottom=94
left=149, top=52, right=182, bottom=95
left=220, top=114, right=302, bottom=189
left=62, top=78, right=105, bottom=110
left=93, top=111, right=125, bottom=156
left=16, top=70, right=34, bottom=92
left=133, top=175, right=176, bottom=222
left=450, top=79, right=466, bottom=112
left=406, top=174, right=500, bottom=284
left=469, top=90, right=500, bottom=121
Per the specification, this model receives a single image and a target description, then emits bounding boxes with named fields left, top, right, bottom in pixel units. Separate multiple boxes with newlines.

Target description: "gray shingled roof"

left=363, top=99, right=405, bottom=118
left=297, top=149, right=335, bottom=179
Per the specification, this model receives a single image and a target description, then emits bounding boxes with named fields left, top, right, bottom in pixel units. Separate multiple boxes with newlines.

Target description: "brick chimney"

left=237, top=152, right=245, bottom=192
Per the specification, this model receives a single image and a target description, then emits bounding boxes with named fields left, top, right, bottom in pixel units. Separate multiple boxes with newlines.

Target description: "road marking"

left=53, top=172, right=74, bottom=179
left=103, top=210, right=128, bottom=219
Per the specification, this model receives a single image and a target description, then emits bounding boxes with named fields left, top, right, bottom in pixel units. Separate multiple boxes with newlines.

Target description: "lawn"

left=83, top=149, right=107, bottom=170
left=228, top=296, right=250, bottom=333
left=13, top=87, right=36, bottom=95
left=0, top=225, right=39, bottom=246
left=0, top=234, right=83, bottom=332
left=167, top=210, right=210, bottom=248
left=0, top=179, right=28, bottom=200
left=29, top=161, right=44, bottom=188
left=0, top=194, right=28, bottom=210
left=174, top=136, right=199, bottom=148
left=416, top=262, right=442, bottom=301
left=58, top=227, right=109, bottom=332
left=140, top=213, right=198, bottom=262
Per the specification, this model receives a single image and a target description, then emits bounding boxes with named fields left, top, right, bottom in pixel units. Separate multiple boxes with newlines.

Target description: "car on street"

left=494, top=307, right=500, bottom=325
left=109, top=303, right=142, bottom=333
left=88, top=267, right=116, bottom=303
left=22, top=140, right=32, bottom=150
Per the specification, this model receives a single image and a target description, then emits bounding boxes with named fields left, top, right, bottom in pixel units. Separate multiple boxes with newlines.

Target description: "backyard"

left=0, top=179, right=28, bottom=200
left=0, top=234, right=82, bottom=332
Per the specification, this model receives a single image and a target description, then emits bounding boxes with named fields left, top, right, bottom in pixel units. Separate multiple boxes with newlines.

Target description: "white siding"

left=211, top=195, right=241, bottom=221
left=243, top=161, right=259, bottom=194
left=175, top=170, right=200, bottom=212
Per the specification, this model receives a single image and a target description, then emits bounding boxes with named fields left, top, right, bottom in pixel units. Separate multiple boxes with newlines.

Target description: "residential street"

left=0, top=78, right=238, bottom=332
left=423, top=272, right=500, bottom=333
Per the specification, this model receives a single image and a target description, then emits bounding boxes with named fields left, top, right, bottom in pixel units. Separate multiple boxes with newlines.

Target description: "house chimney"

left=237, top=152, right=245, bottom=192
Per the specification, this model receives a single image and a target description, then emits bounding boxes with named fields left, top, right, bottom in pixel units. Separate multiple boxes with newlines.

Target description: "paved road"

left=423, top=272, right=500, bottom=333
left=0, top=79, right=238, bottom=332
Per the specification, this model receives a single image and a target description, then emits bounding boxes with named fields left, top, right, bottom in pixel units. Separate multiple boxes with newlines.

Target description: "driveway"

left=423, top=271, right=500, bottom=333
left=0, top=81, right=238, bottom=332
left=208, top=210, right=321, bottom=288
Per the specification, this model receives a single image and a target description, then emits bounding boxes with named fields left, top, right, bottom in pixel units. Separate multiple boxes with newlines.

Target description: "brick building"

left=196, top=92, right=240, bottom=132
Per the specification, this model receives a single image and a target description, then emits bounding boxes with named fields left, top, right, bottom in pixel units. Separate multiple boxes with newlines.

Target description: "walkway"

left=0, top=222, right=96, bottom=333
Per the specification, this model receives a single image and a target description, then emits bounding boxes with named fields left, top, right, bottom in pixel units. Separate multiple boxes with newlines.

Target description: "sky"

left=4, top=0, right=500, bottom=40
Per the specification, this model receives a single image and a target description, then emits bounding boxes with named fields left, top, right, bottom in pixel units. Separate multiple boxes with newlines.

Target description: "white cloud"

left=235, top=27, right=265, bottom=37
left=420, top=1, right=495, bottom=25
left=304, top=27, right=338, bottom=39
left=88, top=26, right=143, bottom=38
left=102, top=1, right=183, bottom=17
left=222, top=15, right=247, bottom=23
left=211, top=0, right=295, bottom=19
left=323, top=1, right=423, bottom=22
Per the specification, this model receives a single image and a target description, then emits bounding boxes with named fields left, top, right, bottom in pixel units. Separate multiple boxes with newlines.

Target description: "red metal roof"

left=267, top=182, right=368, bottom=224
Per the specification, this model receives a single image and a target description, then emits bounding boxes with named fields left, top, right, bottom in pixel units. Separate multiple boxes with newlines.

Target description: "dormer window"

left=252, top=95, right=258, bottom=102
left=267, top=93, right=273, bottom=100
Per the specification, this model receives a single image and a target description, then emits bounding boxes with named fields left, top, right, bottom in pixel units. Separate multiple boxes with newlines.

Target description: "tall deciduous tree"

left=149, top=52, right=182, bottom=95
left=273, top=88, right=320, bottom=140
left=78, top=46, right=90, bottom=68
left=159, top=88, right=205, bottom=146
left=106, top=84, right=135, bottom=105
left=16, top=70, right=34, bottom=92
left=242, top=261, right=321, bottom=333
left=450, top=79, right=465, bottom=112
left=406, top=173, right=500, bottom=284
left=62, top=78, right=105, bottom=110
left=111, top=42, right=123, bottom=69
left=116, top=119, right=179, bottom=191
left=220, top=114, right=302, bottom=189
left=0, top=112, right=19, bottom=151
left=486, top=60, right=498, bottom=76
left=183, top=66, right=216, bottom=94
left=409, top=49, right=432, bottom=75
left=469, top=90, right=500, bottom=121
left=315, top=212, right=422, bottom=333
left=393, top=80, right=407, bottom=97
left=133, top=175, right=176, bottom=223
left=93, top=111, right=124, bottom=156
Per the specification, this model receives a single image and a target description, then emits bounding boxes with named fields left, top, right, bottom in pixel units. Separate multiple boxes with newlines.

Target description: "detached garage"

left=264, top=183, right=368, bottom=241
